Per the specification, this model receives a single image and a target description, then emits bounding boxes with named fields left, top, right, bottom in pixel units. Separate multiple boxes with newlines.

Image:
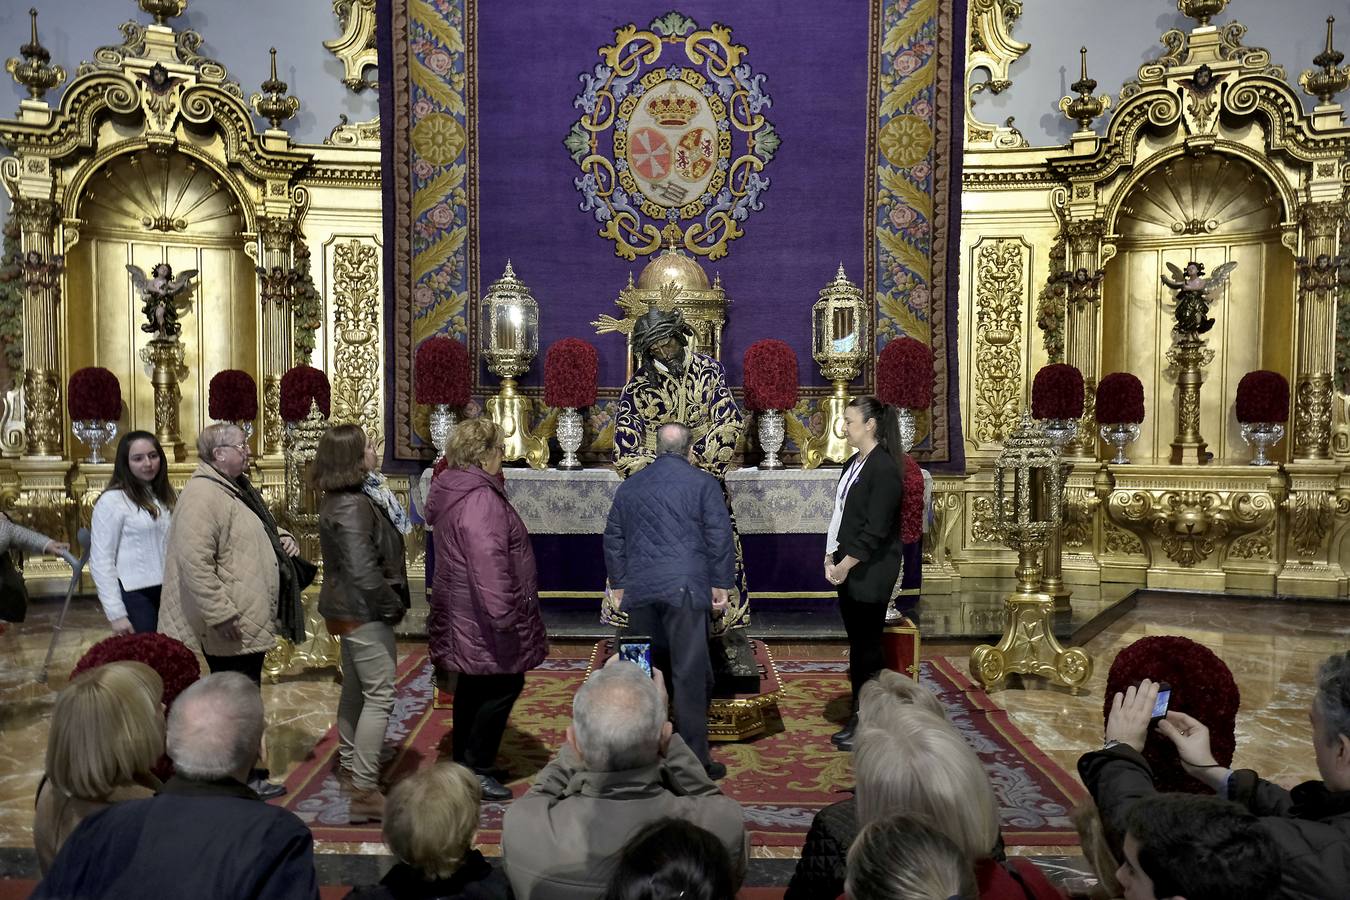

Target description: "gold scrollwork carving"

left=1108, top=488, right=1277, bottom=568
left=1296, top=375, right=1334, bottom=459
left=970, top=494, right=1012, bottom=544
left=1063, top=486, right=1098, bottom=550
left=330, top=239, right=382, bottom=443
left=1228, top=522, right=1275, bottom=560
left=966, top=0, right=1030, bottom=150
left=1288, top=488, right=1336, bottom=561
left=1102, top=518, right=1145, bottom=556
left=23, top=370, right=61, bottom=458
left=324, top=0, right=378, bottom=93
left=924, top=491, right=963, bottom=567
left=973, top=239, right=1028, bottom=445
left=1150, top=491, right=1229, bottom=567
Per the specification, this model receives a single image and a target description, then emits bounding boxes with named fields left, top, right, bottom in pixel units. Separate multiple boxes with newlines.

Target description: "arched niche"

left=1101, top=152, right=1294, bottom=462
left=64, top=148, right=260, bottom=451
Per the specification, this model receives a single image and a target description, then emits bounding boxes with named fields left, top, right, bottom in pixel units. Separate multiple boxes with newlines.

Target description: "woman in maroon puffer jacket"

left=424, top=417, right=548, bottom=802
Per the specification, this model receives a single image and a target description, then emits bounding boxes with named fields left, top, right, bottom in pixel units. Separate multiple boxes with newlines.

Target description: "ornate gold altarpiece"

left=942, top=0, right=1350, bottom=599
left=0, top=0, right=391, bottom=676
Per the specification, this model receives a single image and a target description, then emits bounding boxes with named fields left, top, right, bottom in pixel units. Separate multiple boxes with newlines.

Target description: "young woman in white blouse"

left=90, top=431, right=176, bottom=634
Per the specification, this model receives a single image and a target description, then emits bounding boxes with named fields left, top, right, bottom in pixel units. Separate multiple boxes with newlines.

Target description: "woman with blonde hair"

left=344, top=761, right=510, bottom=898
left=425, top=417, right=547, bottom=802
left=33, top=661, right=165, bottom=873
left=846, top=813, right=976, bottom=900
left=312, top=423, right=410, bottom=824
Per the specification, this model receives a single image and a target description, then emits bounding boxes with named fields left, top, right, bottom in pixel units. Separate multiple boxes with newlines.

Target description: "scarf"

left=231, top=473, right=306, bottom=644
left=363, top=472, right=412, bottom=535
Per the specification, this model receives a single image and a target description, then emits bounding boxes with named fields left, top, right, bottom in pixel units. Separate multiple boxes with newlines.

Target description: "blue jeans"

left=120, top=584, right=161, bottom=633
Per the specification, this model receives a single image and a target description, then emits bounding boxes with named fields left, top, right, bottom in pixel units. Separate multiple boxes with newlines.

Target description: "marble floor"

left=0, top=589, right=1344, bottom=879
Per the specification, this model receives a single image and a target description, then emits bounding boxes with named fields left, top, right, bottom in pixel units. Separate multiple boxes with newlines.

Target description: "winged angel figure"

left=128, top=262, right=199, bottom=339
left=1161, top=260, right=1238, bottom=337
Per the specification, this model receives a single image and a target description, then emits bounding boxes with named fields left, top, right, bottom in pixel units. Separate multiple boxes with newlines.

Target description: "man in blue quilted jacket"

left=603, top=422, right=734, bottom=778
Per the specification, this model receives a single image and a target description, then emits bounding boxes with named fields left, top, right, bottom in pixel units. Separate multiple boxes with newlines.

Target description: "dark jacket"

left=603, top=453, right=734, bottom=609
left=318, top=487, right=409, bottom=626
left=425, top=466, right=547, bottom=675
left=832, top=449, right=903, bottom=603
left=344, top=853, right=512, bottom=900
left=1080, top=744, right=1350, bottom=899
left=785, top=796, right=856, bottom=900
left=32, top=774, right=319, bottom=900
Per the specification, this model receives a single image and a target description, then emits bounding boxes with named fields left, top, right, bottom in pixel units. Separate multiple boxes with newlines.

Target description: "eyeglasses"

left=228, top=442, right=249, bottom=453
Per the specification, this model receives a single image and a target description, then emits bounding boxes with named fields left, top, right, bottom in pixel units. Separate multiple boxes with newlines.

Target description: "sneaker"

left=703, top=761, right=727, bottom=780
left=477, top=774, right=513, bottom=802
left=348, top=787, right=385, bottom=824
left=249, top=778, right=287, bottom=801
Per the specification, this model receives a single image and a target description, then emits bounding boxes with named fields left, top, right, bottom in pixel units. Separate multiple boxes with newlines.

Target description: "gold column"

left=258, top=215, right=294, bottom=458
left=1293, top=200, right=1344, bottom=460
left=14, top=197, right=62, bottom=458
left=1167, top=337, right=1213, bottom=466
left=141, top=339, right=188, bottom=462
left=1063, top=218, right=1105, bottom=457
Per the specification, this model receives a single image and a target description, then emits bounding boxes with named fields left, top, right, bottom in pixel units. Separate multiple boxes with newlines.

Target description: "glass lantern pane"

left=833, top=306, right=857, bottom=354
left=813, top=306, right=828, bottom=356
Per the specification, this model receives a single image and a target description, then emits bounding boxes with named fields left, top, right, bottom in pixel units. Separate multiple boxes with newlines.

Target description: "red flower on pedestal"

left=877, top=338, right=934, bottom=410
left=544, top=338, right=599, bottom=408
left=279, top=366, right=331, bottom=423
left=743, top=340, right=800, bottom=411
left=68, top=368, right=122, bottom=421
left=72, top=632, right=201, bottom=710
left=1031, top=364, right=1084, bottom=420
left=208, top=370, right=259, bottom=422
left=1096, top=373, right=1145, bottom=425
left=415, top=335, right=471, bottom=406
left=1235, top=370, right=1290, bottom=424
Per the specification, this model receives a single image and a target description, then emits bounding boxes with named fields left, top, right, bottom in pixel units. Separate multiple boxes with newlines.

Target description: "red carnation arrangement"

left=1031, top=364, right=1085, bottom=420
left=415, top=335, right=471, bottom=406
left=743, top=340, right=800, bottom=411
left=208, top=369, right=259, bottom=422
left=544, top=338, right=600, bottom=408
left=901, top=454, right=925, bottom=544
left=72, top=632, right=201, bottom=710
left=279, top=365, right=331, bottom=423
left=877, top=337, right=934, bottom=410
left=1096, top=372, right=1145, bottom=424
left=1235, top=370, right=1290, bottom=424
left=1104, top=636, right=1240, bottom=793
left=67, top=367, right=122, bottom=421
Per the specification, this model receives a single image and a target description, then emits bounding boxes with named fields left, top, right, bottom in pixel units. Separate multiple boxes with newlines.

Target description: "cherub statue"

left=1161, top=260, right=1237, bottom=337
left=128, top=262, right=198, bottom=339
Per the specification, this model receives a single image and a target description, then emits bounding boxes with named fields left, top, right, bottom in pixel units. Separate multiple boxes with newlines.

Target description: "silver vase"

left=897, top=407, right=917, bottom=452
left=758, top=409, right=785, bottom=470
left=556, top=407, right=584, bottom=470
left=1240, top=421, right=1284, bottom=466
left=73, top=419, right=119, bottom=465
left=428, top=404, right=457, bottom=459
left=1041, top=417, right=1079, bottom=450
left=1100, top=422, right=1141, bottom=465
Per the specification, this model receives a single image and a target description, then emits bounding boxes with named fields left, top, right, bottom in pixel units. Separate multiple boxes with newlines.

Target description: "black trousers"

left=120, top=584, right=161, bottom=634
left=624, top=600, right=714, bottom=766
left=837, top=584, right=888, bottom=712
left=452, top=672, right=525, bottom=773
left=204, top=650, right=267, bottom=685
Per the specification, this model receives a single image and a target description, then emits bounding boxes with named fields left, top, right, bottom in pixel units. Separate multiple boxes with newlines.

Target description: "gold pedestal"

left=1168, top=336, right=1212, bottom=466
left=802, top=380, right=853, bottom=469
left=1038, top=464, right=1074, bottom=610
left=139, top=337, right=188, bottom=463
left=487, top=376, right=548, bottom=469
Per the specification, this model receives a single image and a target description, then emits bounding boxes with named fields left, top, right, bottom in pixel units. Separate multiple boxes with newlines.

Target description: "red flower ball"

left=743, top=340, right=800, bottom=411
left=1032, top=364, right=1084, bottom=420
left=279, top=365, right=331, bottom=423
left=1096, top=373, right=1145, bottom=425
left=415, top=336, right=471, bottom=406
left=901, top=454, right=925, bottom=544
left=72, top=632, right=201, bottom=710
left=1235, top=370, right=1290, bottom=424
left=544, top=338, right=600, bottom=408
left=877, top=338, right=934, bottom=410
left=1104, top=636, right=1239, bottom=793
left=67, top=367, right=122, bottom=421
left=208, top=370, right=259, bottom=422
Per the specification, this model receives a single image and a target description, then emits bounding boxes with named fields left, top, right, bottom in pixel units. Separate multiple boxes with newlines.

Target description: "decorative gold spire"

left=1300, top=16, right=1349, bottom=105
left=250, top=47, right=300, bottom=130
left=1177, top=0, right=1228, bottom=28
left=5, top=9, right=66, bottom=101
left=139, top=0, right=189, bottom=26
left=1058, top=47, right=1111, bottom=132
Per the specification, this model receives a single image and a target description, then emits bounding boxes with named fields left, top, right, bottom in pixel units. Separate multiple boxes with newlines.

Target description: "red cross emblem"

left=628, top=127, right=672, bottom=180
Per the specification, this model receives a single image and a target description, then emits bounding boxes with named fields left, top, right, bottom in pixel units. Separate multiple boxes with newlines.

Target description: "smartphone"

left=1150, top=682, right=1171, bottom=723
left=618, top=636, right=654, bottom=677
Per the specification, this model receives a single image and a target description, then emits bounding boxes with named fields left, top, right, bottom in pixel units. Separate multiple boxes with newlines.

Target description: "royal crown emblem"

left=565, top=11, right=778, bottom=261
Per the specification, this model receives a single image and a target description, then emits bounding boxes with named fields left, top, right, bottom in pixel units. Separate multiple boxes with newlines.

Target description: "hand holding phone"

left=617, top=636, right=654, bottom=677
left=1150, top=682, right=1172, bottom=724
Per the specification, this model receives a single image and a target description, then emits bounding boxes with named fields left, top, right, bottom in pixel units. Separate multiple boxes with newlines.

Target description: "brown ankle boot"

left=348, top=787, right=385, bottom=824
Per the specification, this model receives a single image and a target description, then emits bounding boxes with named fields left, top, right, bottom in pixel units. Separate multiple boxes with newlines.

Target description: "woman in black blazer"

left=824, top=395, right=904, bottom=750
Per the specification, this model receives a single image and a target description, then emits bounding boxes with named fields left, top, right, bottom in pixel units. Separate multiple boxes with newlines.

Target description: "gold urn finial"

left=138, top=0, right=189, bottom=26
left=1177, top=0, right=1228, bottom=28
left=250, top=47, right=301, bottom=130
left=5, top=8, right=66, bottom=101
left=1300, top=16, right=1349, bottom=105
left=1058, top=46, right=1111, bottom=132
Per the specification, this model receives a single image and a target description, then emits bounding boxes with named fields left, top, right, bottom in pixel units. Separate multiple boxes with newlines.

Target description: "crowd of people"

left=18, top=401, right=1350, bottom=898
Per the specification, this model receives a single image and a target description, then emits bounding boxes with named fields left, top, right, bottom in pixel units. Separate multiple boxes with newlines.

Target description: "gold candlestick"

left=1168, top=336, right=1213, bottom=466
left=481, top=261, right=548, bottom=469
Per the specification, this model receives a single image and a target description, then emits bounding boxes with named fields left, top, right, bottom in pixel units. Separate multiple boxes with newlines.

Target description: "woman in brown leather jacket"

left=313, top=424, right=411, bottom=824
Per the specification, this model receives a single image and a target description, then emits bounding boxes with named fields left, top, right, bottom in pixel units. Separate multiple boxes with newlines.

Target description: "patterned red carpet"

left=276, top=652, right=1086, bottom=848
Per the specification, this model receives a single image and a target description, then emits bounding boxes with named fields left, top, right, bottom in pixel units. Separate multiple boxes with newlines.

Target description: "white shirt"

left=89, top=490, right=171, bottom=622
left=825, top=453, right=868, bottom=555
